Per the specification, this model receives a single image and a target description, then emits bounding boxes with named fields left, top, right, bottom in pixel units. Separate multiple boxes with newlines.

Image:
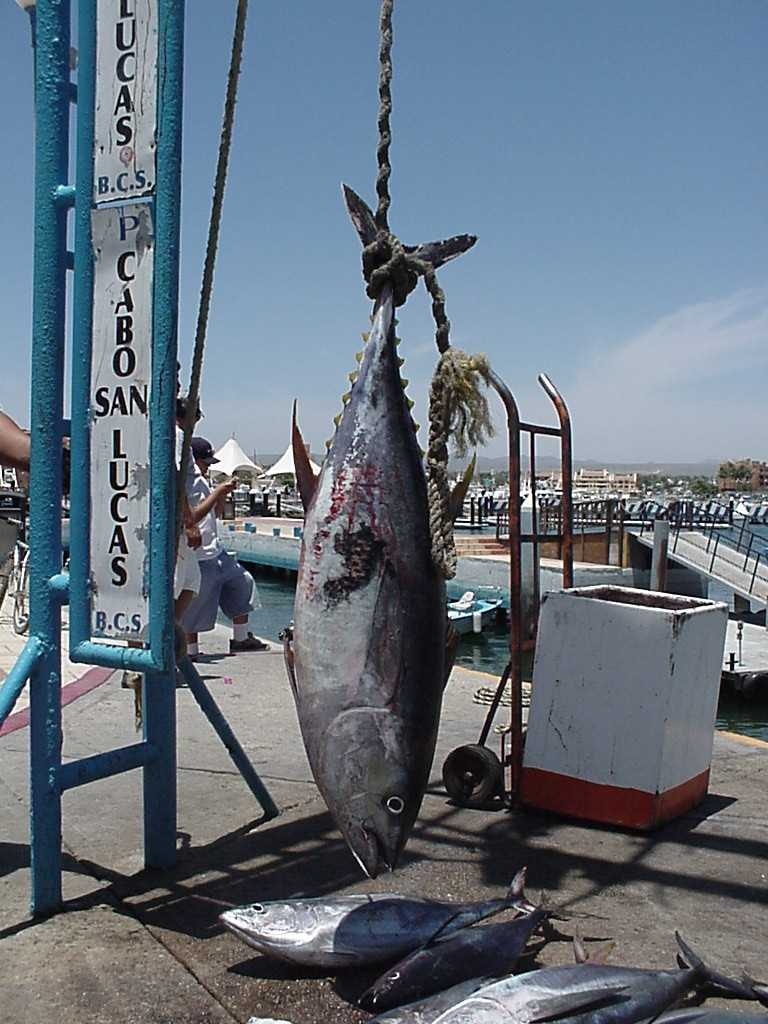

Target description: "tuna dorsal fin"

left=292, top=401, right=318, bottom=512
left=505, top=866, right=527, bottom=903
left=574, top=937, right=615, bottom=966
left=573, top=932, right=589, bottom=964
left=449, top=454, right=477, bottom=522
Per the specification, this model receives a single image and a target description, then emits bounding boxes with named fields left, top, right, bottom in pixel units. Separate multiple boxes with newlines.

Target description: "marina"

left=1, top=2, right=766, bottom=1023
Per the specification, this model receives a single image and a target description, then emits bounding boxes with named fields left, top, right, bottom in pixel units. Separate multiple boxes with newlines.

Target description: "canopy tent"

left=261, top=442, right=321, bottom=479
left=212, top=436, right=262, bottom=477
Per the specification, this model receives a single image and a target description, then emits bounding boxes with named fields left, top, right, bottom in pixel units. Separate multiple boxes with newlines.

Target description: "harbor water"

left=241, top=567, right=768, bottom=742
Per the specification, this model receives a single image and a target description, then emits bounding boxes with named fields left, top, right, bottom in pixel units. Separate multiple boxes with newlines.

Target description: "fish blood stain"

left=323, top=524, right=384, bottom=606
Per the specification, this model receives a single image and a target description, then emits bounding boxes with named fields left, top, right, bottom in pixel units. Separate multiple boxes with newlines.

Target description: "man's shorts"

left=174, top=535, right=201, bottom=599
left=181, top=549, right=254, bottom=633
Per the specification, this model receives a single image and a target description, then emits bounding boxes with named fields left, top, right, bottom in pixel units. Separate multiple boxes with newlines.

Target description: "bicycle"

left=0, top=517, right=30, bottom=635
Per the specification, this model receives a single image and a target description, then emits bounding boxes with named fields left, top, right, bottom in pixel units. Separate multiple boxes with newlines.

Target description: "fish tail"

left=675, top=932, right=759, bottom=999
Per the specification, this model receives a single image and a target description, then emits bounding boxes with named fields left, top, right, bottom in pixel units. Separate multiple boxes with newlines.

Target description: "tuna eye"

left=385, top=795, right=405, bottom=815
left=252, top=903, right=265, bottom=913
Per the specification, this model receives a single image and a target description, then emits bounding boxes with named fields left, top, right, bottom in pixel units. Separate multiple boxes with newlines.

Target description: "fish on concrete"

left=219, top=869, right=534, bottom=968
left=377, top=933, right=757, bottom=1024
left=368, top=979, right=493, bottom=1024
left=286, top=186, right=476, bottom=877
left=360, top=905, right=548, bottom=1012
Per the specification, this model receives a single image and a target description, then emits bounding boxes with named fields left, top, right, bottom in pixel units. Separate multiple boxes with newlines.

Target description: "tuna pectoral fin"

left=449, top=454, right=477, bottom=522
left=292, top=401, right=318, bottom=512
left=526, top=985, right=631, bottom=1023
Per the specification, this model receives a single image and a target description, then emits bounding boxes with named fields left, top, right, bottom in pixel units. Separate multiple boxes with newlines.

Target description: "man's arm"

left=189, top=479, right=236, bottom=525
left=0, top=411, right=31, bottom=472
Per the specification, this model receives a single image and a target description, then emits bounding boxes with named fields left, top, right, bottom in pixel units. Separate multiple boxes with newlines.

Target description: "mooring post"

left=651, top=519, right=670, bottom=593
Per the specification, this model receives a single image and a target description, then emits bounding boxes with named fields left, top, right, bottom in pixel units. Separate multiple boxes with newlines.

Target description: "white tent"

left=261, top=442, right=321, bottom=478
left=212, top=436, right=262, bottom=477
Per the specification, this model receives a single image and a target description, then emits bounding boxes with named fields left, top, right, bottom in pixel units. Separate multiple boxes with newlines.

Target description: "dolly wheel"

left=442, top=743, right=503, bottom=806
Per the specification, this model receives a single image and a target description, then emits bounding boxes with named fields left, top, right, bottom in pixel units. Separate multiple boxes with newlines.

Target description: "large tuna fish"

left=286, top=187, right=476, bottom=877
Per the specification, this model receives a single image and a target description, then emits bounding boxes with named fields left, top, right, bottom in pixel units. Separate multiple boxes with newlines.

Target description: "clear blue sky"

left=1, top=1, right=766, bottom=464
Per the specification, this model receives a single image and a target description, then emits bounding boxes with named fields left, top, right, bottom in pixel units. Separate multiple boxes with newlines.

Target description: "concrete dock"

left=721, top=618, right=768, bottom=697
left=1, top=620, right=767, bottom=1024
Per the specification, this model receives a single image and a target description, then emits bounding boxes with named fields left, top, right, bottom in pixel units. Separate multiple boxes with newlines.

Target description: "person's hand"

left=215, top=479, right=237, bottom=499
left=185, top=523, right=202, bottom=550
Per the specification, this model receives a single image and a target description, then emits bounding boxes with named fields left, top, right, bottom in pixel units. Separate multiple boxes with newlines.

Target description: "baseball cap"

left=191, top=437, right=219, bottom=464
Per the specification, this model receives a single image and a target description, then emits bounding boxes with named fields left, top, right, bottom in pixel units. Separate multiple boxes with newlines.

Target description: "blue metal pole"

left=0, top=636, right=44, bottom=728
left=68, top=0, right=96, bottom=664
left=28, top=0, right=71, bottom=916
left=60, top=741, right=157, bottom=791
left=142, top=0, right=186, bottom=870
left=150, top=0, right=184, bottom=671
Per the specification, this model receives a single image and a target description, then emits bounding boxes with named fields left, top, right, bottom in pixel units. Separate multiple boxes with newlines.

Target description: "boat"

left=447, top=591, right=503, bottom=636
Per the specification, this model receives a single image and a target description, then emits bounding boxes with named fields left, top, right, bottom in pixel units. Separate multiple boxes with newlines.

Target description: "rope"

left=375, top=0, right=394, bottom=231
left=176, top=0, right=250, bottom=542
left=361, top=0, right=493, bottom=577
left=427, top=349, right=494, bottom=576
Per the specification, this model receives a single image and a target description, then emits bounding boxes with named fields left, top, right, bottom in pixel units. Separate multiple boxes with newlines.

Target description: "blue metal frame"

left=4, top=0, right=277, bottom=917
left=27, top=0, right=72, bottom=915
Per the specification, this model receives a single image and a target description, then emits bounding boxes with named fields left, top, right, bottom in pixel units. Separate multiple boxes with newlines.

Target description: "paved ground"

left=1, top=623, right=767, bottom=1024
left=0, top=594, right=89, bottom=717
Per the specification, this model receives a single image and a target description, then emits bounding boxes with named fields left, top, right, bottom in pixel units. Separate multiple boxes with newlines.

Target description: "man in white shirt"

left=182, top=436, right=268, bottom=659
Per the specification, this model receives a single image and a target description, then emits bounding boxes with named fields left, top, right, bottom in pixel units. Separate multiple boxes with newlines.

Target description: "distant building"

left=573, top=468, right=639, bottom=496
left=718, top=459, right=768, bottom=493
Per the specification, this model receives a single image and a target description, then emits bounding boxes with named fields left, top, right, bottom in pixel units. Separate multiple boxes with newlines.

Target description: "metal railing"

left=639, top=510, right=768, bottom=599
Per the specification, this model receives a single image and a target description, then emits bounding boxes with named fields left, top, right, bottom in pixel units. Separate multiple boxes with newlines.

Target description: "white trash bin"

left=521, top=586, right=728, bottom=829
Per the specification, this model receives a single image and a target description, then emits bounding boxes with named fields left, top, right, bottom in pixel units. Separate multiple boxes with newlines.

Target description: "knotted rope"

left=361, top=0, right=494, bottom=578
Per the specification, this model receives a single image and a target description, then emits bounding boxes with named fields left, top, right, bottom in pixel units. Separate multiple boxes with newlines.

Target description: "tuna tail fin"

left=675, top=932, right=759, bottom=999
left=292, top=401, right=318, bottom=512
left=449, top=454, right=476, bottom=522
left=342, top=183, right=477, bottom=267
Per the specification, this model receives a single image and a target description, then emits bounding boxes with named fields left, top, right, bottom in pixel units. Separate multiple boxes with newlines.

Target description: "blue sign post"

left=0, top=0, right=277, bottom=917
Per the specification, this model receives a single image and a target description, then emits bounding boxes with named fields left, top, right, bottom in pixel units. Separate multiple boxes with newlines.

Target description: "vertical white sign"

left=90, top=204, right=154, bottom=641
left=94, top=0, right=157, bottom=206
